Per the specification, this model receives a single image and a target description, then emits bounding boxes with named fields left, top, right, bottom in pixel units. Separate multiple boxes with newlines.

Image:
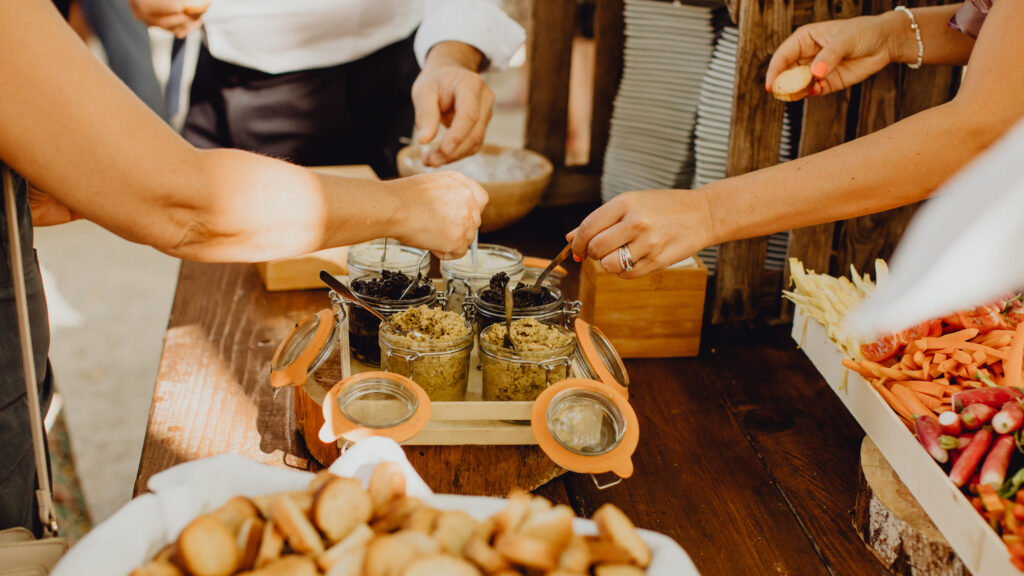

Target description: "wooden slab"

left=855, top=437, right=969, bottom=575
left=255, top=164, right=378, bottom=292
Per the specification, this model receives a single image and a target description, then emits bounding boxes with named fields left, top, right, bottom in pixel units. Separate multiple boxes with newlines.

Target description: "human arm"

left=765, top=4, right=975, bottom=96
left=571, top=0, right=1024, bottom=278
left=0, top=0, right=486, bottom=262
left=128, top=0, right=207, bottom=38
left=413, top=0, right=525, bottom=167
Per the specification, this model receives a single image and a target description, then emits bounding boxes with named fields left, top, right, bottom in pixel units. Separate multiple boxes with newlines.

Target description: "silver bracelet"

left=894, top=6, right=924, bottom=70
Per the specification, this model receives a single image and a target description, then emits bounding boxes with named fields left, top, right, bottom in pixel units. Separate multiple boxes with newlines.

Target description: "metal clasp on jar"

left=539, top=356, right=573, bottom=387
left=561, top=299, right=582, bottom=328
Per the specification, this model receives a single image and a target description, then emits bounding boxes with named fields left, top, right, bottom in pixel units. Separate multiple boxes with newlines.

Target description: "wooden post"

left=525, top=0, right=578, bottom=168
left=713, top=0, right=794, bottom=324
left=835, top=0, right=959, bottom=277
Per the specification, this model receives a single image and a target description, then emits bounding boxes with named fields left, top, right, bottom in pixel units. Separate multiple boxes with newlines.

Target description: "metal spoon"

left=517, top=243, right=573, bottom=299
left=503, top=280, right=518, bottom=352
left=398, top=250, right=431, bottom=300
left=320, top=270, right=387, bottom=322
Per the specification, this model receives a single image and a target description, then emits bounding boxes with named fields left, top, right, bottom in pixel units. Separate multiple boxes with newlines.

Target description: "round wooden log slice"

left=855, top=437, right=970, bottom=576
left=294, top=352, right=566, bottom=496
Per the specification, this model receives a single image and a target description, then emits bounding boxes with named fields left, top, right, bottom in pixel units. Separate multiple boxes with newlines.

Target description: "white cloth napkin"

left=52, top=437, right=698, bottom=575
left=847, top=118, right=1024, bottom=336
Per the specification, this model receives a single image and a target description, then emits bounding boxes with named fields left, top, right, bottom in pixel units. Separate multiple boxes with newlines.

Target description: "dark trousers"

left=183, top=34, right=419, bottom=178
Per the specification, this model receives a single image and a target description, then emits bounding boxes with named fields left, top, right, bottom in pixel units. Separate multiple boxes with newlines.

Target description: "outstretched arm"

left=571, top=1, right=1022, bottom=277
left=0, top=0, right=487, bottom=263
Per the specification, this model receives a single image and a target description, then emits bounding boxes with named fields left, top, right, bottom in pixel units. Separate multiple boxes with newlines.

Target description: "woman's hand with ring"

left=568, top=189, right=714, bottom=278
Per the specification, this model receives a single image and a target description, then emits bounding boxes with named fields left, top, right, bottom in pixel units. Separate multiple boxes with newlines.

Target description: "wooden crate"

left=577, top=257, right=707, bottom=358
left=255, top=165, right=378, bottom=292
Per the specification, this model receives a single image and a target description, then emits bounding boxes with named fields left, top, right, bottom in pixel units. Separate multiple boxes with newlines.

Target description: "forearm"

left=163, top=149, right=401, bottom=262
left=883, top=4, right=975, bottom=66
left=705, top=99, right=995, bottom=245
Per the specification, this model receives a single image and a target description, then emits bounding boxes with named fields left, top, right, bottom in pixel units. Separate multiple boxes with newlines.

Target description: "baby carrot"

left=842, top=358, right=874, bottom=379
left=905, top=380, right=947, bottom=398
left=1006, top=322, right=1024, bottom=390
left=872, top=380, right=915, bottom=422
left=914, top=391, right=944, bottom=412
left=892, top=384, right=935, bottom=419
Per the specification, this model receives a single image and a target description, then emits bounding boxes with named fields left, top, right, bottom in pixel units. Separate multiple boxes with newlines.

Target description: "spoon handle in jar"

left=532, top=243, right=574, bottom=288
left=319, top=270, right=388, bottom=323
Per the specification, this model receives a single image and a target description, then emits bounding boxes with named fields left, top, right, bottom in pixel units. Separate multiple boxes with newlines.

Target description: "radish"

left=981, top=434, right=1017, bottom=489
left=961, top=403, right=998, bottom=430
left=993, top=401, right=1024, bottom=434
left=950, top=428, right=993, bottom=487
left=915, top=414, right=948, bottom=463
left=958, top=432, right=976, bottom=449
left=953, top=386, right=1024, bottom=412
left=938, top=411, right=962, bottom=436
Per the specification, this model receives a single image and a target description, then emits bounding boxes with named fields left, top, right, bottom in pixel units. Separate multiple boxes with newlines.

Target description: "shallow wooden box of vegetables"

left=577, top=257, right=707, bottom=358
left=794, top=307, right=1024, bottom=575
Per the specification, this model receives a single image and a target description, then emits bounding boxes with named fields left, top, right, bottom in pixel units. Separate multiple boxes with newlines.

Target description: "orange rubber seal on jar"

left=574, top=319, right=629, bottom=397
left=319, top=371, right=431, bottom=445
left=270, top=309, right=334, bottom=389
left=523, top=256, right=569, bottom=277
left=531, top=378, right=639, bottom=478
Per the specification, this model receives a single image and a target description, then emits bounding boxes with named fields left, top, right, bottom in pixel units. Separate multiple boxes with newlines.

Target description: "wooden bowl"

left=396, top=144, right=554, bottom=232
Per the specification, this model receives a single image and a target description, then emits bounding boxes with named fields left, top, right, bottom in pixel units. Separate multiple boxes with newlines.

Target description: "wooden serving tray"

left=294, top=301, right=584, bottom=465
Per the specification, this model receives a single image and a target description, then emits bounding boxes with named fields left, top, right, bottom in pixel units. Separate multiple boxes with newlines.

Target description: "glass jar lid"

left=441, top=243, right=524, bottom=280
left=347, top=239, right=429, bottom=275
left=270, top=309, right=339, bottom=389
left=319, top=371, right=430, bottom=444
left=573, top=319, right=629, bottom=396
left=531, top=378, right=639, bottom=478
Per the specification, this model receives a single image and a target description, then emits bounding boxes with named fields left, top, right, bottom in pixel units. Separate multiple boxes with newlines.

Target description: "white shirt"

left=200, top=0, right=526, bottom=75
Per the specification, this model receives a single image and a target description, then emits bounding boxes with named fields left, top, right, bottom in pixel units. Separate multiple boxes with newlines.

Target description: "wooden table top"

left=135, top=205, right=887, bottom=575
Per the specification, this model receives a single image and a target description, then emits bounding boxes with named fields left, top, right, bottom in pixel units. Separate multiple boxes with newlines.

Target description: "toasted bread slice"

left=212, top=497, right=261, bottom=534
left=434, top=510, right=479, bottom=556
left=771, top=65, right=814, bottom=102
left=313, top=476, right=373, bottom=544
left=268, top=494, right=324, bottom=555
left=584, top=536, right=634, bottom=565
left=492, top=490, right=530, bottom=535
left=317, top=524, right=374, bottom=572
left=308, top=470, right=336, bottom=494
left=235, top=516, right=264, bottom=571
left=402, top=505, right=441, bottom=533
left=175, top=515, right=239, bottom=576
left=558, top=535, right=591, bottom=572
left=517, top=504, right=574, bottom=551
left=593, top=504, right=651, bottom=568
left=253, top=521, right=285, bottom=569
left=594, top=564, right=647, bottom=576
left=153, top=544, right=176, bottom=563
left=243, top=555, right=318, bottom=576
left=365, top=531, right=439, bottom=576
left=401, top=554, right=483, bottom=576
left=371, top=497, right=423, bottom=534
left=463, top=537, right=511, bottom=574
left=369, top=462, right=407, bottom=514
left=129, top=561, right=184, bottom=576
left=323, top=545, right=368, bottom=576
left=493, top=532, right=559, bottom=572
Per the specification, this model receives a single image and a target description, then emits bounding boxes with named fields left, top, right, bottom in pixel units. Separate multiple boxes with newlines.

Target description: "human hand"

left=412, top=42, right=494, bottom=167
left=386, top=172, right=489, bottom=260
left=567, top=189, right=714, bottom=279
left=28, top=185, right=77, bottom=227
left=766, top=13, right=902, bottom=97
left=128, top=0, right=208, bottom=38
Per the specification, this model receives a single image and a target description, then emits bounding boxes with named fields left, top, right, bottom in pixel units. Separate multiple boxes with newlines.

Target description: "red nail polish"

left=811, top=61, right=828, bottom=78
left=573, top=254, right=582, bottom=263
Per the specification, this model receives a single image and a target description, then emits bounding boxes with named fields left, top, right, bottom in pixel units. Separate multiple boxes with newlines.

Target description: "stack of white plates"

left=601, top=0, right=717, bottom=202
left=693, top=26, right=794, bottom=274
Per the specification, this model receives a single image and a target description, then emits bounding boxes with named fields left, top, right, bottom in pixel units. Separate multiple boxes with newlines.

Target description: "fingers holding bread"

left=132, top=464, right=658, bottom=576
